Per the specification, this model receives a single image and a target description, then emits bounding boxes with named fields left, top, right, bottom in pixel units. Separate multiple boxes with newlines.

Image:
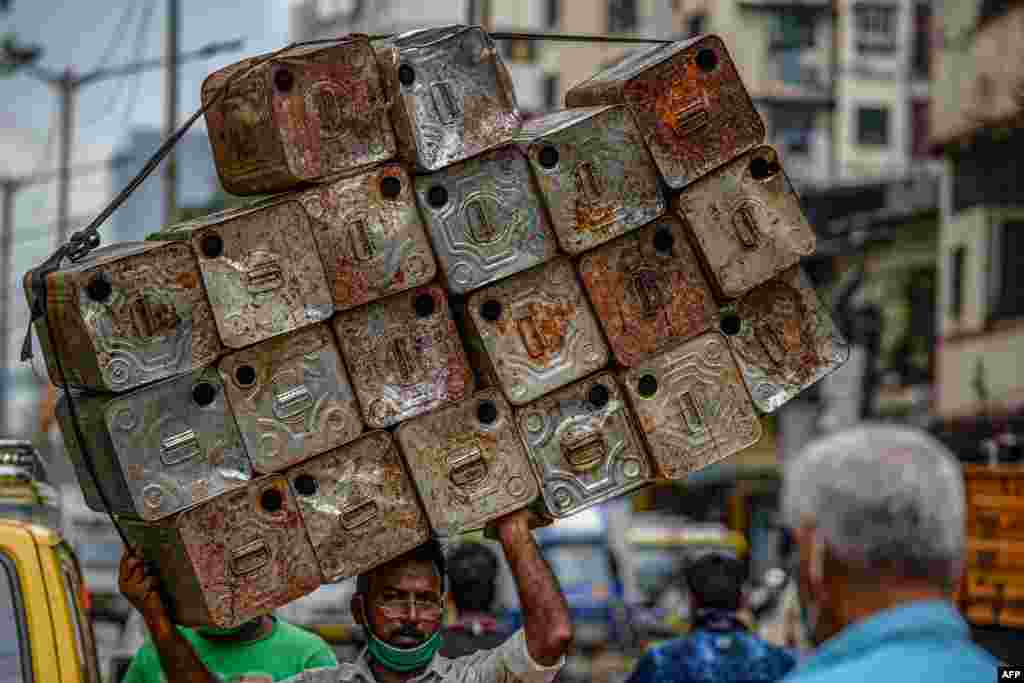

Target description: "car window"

left=57, top=544, right=101, bottom=683
left=0, top=550, right=31, bottom=682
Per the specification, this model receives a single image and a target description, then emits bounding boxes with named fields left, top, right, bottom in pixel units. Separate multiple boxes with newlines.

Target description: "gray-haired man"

left=779, top=424, right=997, bottom=683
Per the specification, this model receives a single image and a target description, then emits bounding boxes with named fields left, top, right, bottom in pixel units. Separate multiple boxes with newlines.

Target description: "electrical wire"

left=114, top=0, right=159, bottom=131
left=93, top=2, right=139, bottom=73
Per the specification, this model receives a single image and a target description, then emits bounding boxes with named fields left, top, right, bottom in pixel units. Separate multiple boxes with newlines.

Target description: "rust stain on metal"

left=298, top=163, right=436, bottom=312
left=578, top=216, right=717, bottom=367
left=721, top=267, right=850, bottom=413
left=565, top=35, right=765, bottom=191
left=288, top=431, right=430, bottom=582
left=621, top=332, right=761, bottom=479
left=218, top=323, right=363, bottom=474
left=516, top=373, right=652, bottom=518
left=204, top=36, right=395, bottom=195
left=332, top=284, right=474, bottom=428
left=394, top=389, right=538, bottom=537
left=26, top=242, right=222, bottom=392
left=674, top=145, right=816, bottom=299
left=466, top=258, right=609, bottom=405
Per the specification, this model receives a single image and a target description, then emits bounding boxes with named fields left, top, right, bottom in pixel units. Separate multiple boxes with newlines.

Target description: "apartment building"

left=929, top=0, right=1024, bottom=457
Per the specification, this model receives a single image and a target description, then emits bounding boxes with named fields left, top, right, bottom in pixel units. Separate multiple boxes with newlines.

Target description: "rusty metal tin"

left=161, top=197, right=333, bottom=349
left=298, top=163, right=437, bottom=311
left=415, top=145, right=558, bottom=294
left=515, top=105, right=665, bottom=255
left=332, top=284, right=474, bottom=429
left=287, top=431, right=430, bottom=582
left=394, top=389, right=538, bottom=536
left=24, top=242, right=222, bottom=392
left=119, top=475, right=321, bottom=628
left=55, top=367, right=253, bottom=521
left=565, top=35, right=765, bottom=191
left=218, top=323, right=363, bottom=474
left=516, top=372, right=652, bottom=519
left=466, top=258, right=609, bottom=406
left=621, top=332, right=761, bottom=479
left=718, top=266, right=850, bottom=413
left=578, top=216, right=717, bottom=368
left=674, top=145, right=816, bottom=299
left=203, top=37, right=395, bottom=196
left=375, top=25, right=521, bottom=172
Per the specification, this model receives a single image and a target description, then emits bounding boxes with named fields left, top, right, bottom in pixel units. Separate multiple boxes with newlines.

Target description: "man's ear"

left=351, top=594, right=365, bottom=627
left=796, top=522, right=825, bottom=599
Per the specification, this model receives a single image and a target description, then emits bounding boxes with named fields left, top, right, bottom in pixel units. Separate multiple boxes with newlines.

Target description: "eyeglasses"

left=375, top=594, right=445, bottom=621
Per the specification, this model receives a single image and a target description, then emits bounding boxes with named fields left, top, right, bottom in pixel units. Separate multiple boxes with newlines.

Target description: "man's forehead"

left=371, top=558, right=441, bottom=592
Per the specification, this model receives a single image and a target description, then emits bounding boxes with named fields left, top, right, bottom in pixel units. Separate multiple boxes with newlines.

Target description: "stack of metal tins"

left=26, top=26, right=848, bottom=629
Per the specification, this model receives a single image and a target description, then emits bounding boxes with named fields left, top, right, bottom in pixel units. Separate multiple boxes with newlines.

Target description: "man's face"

left=356, top=559, right=444, bottom=648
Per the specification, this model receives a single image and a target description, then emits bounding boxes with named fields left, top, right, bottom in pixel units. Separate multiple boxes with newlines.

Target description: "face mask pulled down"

left=360, top=601, right=444, bottom=672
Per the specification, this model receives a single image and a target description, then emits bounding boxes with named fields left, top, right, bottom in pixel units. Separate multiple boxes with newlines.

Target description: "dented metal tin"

left=621, top=332, right=761, bottom=479
left=298, top=163, right=437, bottom=311
left=578, top=216, right=718, bottom=367
left=515, top=105, right=665, bottom=255
left=55, top=367, right=253, bottom=521
left=674, top=145, right=816, bottom=299
left=719, top=267, right=850, bottom=413
left=203, top=37, right=395, bottom=195
left=415, top=145, right=558, bottom=294
left=394, top=389, right=538, bottom=536
left=287, top=431, right=430, bottom=582
left=332, top=284, right=474, bottom=429
left=466, top=258, right=609, bottom=406
left=516, top=372, right=652, bottom=519
left=119, top=475, right=321, bottom=628
left=161, top=197, right=333, bottom=349
left=24, top=242, right=222, bottom=392
left=218, top=324, right=363, bottom=474
left=375, top=25, right=521, bottom=172
left=565, top=35, right=765, bottom=190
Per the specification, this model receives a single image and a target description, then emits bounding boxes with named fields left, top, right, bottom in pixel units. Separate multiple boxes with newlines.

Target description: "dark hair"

left=447, top=542, right=499, bottom=613
left=685, top=553, right=746, bottom=611
left=356, top=538, right=447, bottom=597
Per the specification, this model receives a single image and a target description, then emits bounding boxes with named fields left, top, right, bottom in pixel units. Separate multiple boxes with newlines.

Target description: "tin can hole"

left=192, top=382, right=217, bottom=407
left=477, top=399, right=498, bottom=425
left=427, top=185, right=448, bottom=208
left=260, top=488, right=283, bottom=513
left=235, top=365, right=257, bottom=387
left=637, top=374, right=659, bottom=398
left=414, top=293, right=436, bottom=317
left=398, top=64, right=415, bottom=86
left=588, top=384, right=610, bottom=409
left=200, top=233, right=224, bottom=259
left=380, top=176, right=402, bottom=199
left=293, top=474, right=318, bottom=497
left=653, top=227, right=675, bottom=253
left=749, top=156, right=781, bottom=181
left=480, top=299, right=502, bottom=322
left=720, top=314, right=742, bottom=337
left=696, top=48, right=718, bottom=72
left=86, top=274, right=112, bottom=303
left=538, top=145, right=559, bottom=169
left=274, top=68, right=294, bottom=93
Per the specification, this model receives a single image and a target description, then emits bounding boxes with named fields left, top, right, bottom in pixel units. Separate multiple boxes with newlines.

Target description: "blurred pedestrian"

left=118, top=550, right=338, bottom=683
left=780, top=424, right=997, bottom=682
left=626, top=552, right=796, bottom=683
left=441, top=541, right=513, bottom=657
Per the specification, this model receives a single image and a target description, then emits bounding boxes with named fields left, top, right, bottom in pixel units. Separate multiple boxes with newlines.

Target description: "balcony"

left=756, top=49, right=834, bottom=104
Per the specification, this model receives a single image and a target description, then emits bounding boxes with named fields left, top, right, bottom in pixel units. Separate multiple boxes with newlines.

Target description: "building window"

left=911, top=2, right=931, bottom=78
left=544, top=74, right=560, bottom=111
left=856, top=106, right=890, bottom=146
left=608, top=0, right=638, bottom=34
left=992, top=222, right=1024, bottom=322
left=770, top=11, right=816, bottom=50
left=316, top=0, right=358, bottom=20
left=547, top=0, right=560, bottom=28
left=854, top=4, right=898, bottom=53
left=773, top=107, right=816, bottom=155
left=688, top=13, right=706, bottom=37
left=910, top=99, right=932, bottom=159
left=950, top=246, right=966, bottom=320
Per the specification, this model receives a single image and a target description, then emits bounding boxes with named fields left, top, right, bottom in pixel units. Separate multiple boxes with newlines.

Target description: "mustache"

left=389, top=623, right=428, bottom=644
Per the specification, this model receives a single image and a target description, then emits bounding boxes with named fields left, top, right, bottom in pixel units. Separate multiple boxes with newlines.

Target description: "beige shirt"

left=297, top=629, right=564, bottom=683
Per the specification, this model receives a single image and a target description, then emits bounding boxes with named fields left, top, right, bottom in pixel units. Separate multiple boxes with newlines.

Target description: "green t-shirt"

left=122, top=618, right=338, bottom=683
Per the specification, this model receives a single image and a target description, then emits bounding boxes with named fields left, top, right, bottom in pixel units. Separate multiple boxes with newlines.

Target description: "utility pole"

left=165, top=0, right=180, bottom=226
left=56, top=69, right=75, bottom=245
left=0, top=178, right=16, bottom=435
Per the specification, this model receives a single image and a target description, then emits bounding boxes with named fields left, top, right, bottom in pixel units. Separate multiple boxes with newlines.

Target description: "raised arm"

left=118, top=550, right=218, bottom=683
left=492, top=509, right=573, bottom=666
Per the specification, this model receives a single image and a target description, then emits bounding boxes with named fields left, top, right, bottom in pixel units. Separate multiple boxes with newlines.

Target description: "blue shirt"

left=627, top=609, right=797, bottom=683
left=781, top=600, right=997, bottom=683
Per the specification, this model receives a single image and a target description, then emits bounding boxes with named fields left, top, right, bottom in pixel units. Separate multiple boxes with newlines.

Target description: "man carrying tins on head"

left=120, top=508, right=573, bottom=683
